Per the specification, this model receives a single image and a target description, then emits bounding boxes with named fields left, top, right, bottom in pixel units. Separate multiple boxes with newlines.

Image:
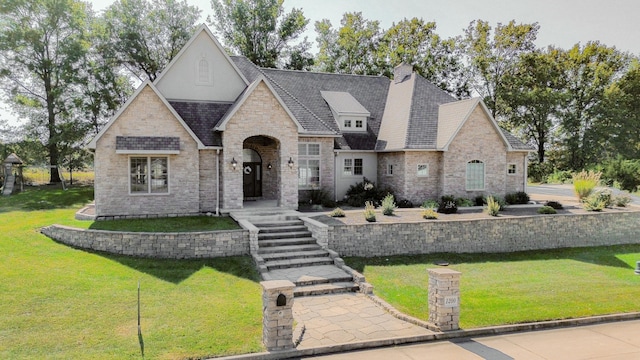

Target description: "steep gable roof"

left=88, top=81, right=205, bottom=149
left=169, top=101, right=232, bottom=147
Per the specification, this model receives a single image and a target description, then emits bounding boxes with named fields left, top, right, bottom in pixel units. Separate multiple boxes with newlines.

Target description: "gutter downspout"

left=216, top=149, right=220, bottom=216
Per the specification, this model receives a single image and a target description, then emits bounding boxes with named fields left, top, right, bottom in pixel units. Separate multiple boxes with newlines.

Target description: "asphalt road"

left=527, top=184, right=640, bottom=206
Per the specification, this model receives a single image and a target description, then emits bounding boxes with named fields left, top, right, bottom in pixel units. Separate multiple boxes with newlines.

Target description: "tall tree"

left=502, top=47, right=566, bottom=163
left=558, top=42, right=628, bottom=170
left=460, top=20, right=540, bottom=119
left=210, top=0, right=309, bottom=68
left=314, top=12, right=381, bottom=75
left=0, top=0, right=90, bottom=183
left=377, top=18, right=469, bottom=97
left=101, top=0, right=201, bottom=81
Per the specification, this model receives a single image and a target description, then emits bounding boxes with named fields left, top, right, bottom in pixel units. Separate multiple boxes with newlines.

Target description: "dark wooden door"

left=243, top=162, right=262, bottom=198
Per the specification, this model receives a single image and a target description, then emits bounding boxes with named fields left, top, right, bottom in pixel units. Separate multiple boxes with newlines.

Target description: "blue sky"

left=3, top=0, right=639, bottom=126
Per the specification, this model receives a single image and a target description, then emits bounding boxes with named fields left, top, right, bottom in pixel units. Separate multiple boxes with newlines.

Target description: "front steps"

left=252, top=218, right=360, bottom=296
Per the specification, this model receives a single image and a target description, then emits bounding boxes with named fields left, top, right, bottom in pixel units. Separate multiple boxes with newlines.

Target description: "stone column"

left=427, top=268, right=461, bottom=331
left=261, top=280, right=295, bottom=351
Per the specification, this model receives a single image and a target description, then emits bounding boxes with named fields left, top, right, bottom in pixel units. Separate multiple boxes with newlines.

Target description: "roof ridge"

left=258, top=69, right=340, bottom=135
left=260, top=65, right=390, bottom=80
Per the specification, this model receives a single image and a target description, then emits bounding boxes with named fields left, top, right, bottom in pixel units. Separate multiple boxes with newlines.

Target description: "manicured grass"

left=0, top=187, right=263, bottom=359
left=89, top=216, right=240, bottom=232
left=346, top=246, right=640, bottom=329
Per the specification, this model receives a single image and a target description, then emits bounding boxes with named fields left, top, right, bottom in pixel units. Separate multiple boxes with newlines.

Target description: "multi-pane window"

left=507, top=163, right=517, bottom=175
left=386, top=164, right=394, bottom=176
left=343, top=158, right=363, bottom=176
left=130, top=157, right=168, bottom=194
left=355, top=120, right=363, bottom=128
left=417, top=164, right=429, bottom=177
left=298, top=143, right=320, bottom=188
left=466, top=160, right=485, bottom=190
left=344, top=119, right=352, bottom=128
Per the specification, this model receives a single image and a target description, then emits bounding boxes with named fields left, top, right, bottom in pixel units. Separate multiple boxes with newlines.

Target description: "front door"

left=243, top=162, right=262, bottom=198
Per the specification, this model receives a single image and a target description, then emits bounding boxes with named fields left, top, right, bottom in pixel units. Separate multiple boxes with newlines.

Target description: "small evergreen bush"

left=381, top=194, right=396, bottom=216
left=329, top=208, right=345, bottom=217
left=421, top=208, right=438, bottom=219
left=396, top=199, right=414, bottom=208
left=590, top=189, right=613, bottom=208
left=345, top=178, right=393, bottom=207
left=421, top=200, right=439, bottom=209
left=485, top=196, right=501, bottom=216
left=545, top=201, right=563, bottom=209
left=573, top=170, right=601, bottom=201
left=455, top=197, right=474, bottom=207
left=505, top=191, right=530, bottom=205
left=537, top=206, right=557, bottom=214
left=583, top=195, right=606, bottom=211
left=613, top=194, right=632, bottom=207
left=363, top=201, right=377, bottom=222
left=438, top=195, right=458, bottom=214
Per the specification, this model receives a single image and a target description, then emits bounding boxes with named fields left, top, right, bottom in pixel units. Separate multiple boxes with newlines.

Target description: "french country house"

left=88, top=25, right=533, bottom=219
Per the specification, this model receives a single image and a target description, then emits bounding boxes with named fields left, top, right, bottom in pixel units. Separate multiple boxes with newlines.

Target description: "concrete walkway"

left=304, top=319, right=640, bottom=359
left=294, top=293, right=433, bottom=349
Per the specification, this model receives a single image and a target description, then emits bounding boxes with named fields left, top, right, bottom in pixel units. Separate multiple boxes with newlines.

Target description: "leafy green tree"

left=502, top=47, right=566, bottom=163
left=460, top=20, right=540, bottom=119
left=0, top=0, right=91, bottom=183
left=210, top=0, right=309, bottom=68
left=101, top=0, right=201, bottom=81
left=314, top=12, right=382, bottom=75
left=558, top=42, right=628, bottom=170
left=377, top=18, right=469, bottom=97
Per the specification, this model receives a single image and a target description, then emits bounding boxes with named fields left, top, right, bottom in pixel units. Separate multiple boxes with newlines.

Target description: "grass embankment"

left=0, top=186, right=262, bottom=359
left=347, top=248, right=640, bottom=329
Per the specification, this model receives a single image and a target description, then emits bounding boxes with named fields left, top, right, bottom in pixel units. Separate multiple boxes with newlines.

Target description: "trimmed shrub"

left=573, top=170, right=601, bottom=201
left=537, top=206, right=557, bottom=214
left=364, top=201, right=376, bottom=222
left=485, top=196, right=501, bottom=216
left=421, top=200, right=439, bottom=209
left=396, top=199, right=414, bottom=208
left=545, top=201, right=563, bottom=209
left=591, top=189, right=613, bottom=208
left=329, top=208, right=345, bottom=217
left=381, top=194, right=396, bottom=216
left=613, top=194, right=632, bottom=207
left=505, top=191, right=530, bottom=205
left=455, top=197, right=474, bottom=207
left=438, top=195, right=458, bottom=214
left=421, top=208, right=439, bottom=220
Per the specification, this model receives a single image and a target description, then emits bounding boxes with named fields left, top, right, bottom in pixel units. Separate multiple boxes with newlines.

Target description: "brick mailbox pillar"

left=261, top=280, right=295, bottom=351
left=427, top=268, right=461, bottom=331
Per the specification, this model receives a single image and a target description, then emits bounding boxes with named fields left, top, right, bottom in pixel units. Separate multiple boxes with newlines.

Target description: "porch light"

left=267, top=163, right=272, bottom=170
left=231, top=157, right=238, bottom=170
left=288, top=157, right=294, bottom=168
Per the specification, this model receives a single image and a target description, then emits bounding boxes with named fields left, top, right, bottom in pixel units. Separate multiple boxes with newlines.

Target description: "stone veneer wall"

left=401, top=151, right=442, bottom=204
left=327, top=211, right=640, bottom=257
left=199, top=149, right=219, bottom=213
left=41, top=225, right=249, bottom=258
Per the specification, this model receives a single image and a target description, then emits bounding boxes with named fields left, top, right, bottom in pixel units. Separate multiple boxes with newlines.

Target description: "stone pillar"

left=261, top=280, right=295, bottom=351
left=428, top=268, right=461, bottom=331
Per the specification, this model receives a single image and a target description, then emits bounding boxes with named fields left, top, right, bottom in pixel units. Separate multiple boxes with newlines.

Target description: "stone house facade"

left=88, top=25, right=533, bottom=218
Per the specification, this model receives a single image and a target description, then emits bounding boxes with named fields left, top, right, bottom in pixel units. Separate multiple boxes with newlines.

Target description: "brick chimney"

left=394, top=63, right=413, bottom=84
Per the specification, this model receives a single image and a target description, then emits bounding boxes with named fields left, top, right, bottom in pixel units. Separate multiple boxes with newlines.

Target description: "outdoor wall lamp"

left=288, top=157, right=294, bottom=168
left=267, top=163, right=272, bottom=170
left=231, top=157, right=238, bottom=170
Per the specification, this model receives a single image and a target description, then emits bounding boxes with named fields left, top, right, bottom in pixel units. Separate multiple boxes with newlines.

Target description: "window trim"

left=129, top=156, right=170, bottom=195
left=195, top=55, right=213, bottom=86
left=417, top=163, right=429, bottom=177
left=298, top=143, right=321, bottom=189
left=465, top=160, right=485, bottom=191
left=343, top=157, right=363, bottom=177
left=343, top=119, right=352, bottom=128
left=386, top=163, right=394, bottom=177
left=507, top=163, right=517, bottom=175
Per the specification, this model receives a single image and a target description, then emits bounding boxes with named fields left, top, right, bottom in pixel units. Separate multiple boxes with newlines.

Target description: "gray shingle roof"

left=406, top=76, right=457, bottom=149
left=169, top=101, right=232, bottom=147
left=116, top=136, right=180, bottom=151
left=500, top=128, right=536, bottom=151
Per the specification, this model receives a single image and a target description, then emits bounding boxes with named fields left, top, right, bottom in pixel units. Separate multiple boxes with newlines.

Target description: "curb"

left=209, top=312, right=640, bottom=360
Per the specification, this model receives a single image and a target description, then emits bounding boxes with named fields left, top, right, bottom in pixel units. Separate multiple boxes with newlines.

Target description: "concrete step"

left=264, top=256, right=334, bottom=270
left=257, top=225, right=308, bottom=233
left=294, top=275, right=354, bottom=287
left=258, top=231, right=312, bottom=240
left=253, top=220, right=304, bottom=228
left=260, top=249, right=329, bottom=262
left=258, top=243, right=321, bottom=254
left=258, top=237, right=317, bottom=247
left=294, top=282, right=359, bottom=297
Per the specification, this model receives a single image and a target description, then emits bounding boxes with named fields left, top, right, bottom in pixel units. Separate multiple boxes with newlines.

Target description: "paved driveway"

left=528, top=184, right=640, bottom=206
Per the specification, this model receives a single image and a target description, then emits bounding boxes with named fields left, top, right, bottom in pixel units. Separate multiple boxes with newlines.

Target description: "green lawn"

left=0, top=186, right=263, bottom=359
left=346, top=247, right=640, bottom=328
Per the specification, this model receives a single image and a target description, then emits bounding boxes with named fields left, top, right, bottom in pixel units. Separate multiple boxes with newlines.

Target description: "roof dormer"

left=321, top=91, right=370, bottom=132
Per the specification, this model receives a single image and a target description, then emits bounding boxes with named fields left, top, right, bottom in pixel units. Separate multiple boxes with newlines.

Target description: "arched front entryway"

left=243, top=135, right=280, bottom=203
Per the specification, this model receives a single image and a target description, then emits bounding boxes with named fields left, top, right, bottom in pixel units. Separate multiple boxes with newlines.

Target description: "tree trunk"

left=44, top=64, right=61, bottom=184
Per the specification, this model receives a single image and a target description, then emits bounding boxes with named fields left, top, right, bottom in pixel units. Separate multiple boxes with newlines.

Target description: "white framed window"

left=386, top=164, right=394, bottom=176
left=355, top=120, right=363, bottom=128
left=507, top=163, right=517, bottom=175
left=195, top=54, right=212, bottom=86
left=344, top=119, right=352, bottom=128
left=417, top=164, right=429, bottom=177
left=298, top=143, right=320, bottom=188
left=466, top=160, right=485, bottom=190
left=343, top=158, right=363, bottom=176
left=130, top=156, right=169, bottom=194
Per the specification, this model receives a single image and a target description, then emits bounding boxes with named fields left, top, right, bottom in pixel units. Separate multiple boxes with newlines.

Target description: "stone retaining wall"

left=41, top=225, right=249, bottom=259
left=328, top=211, right=640, bottom=257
